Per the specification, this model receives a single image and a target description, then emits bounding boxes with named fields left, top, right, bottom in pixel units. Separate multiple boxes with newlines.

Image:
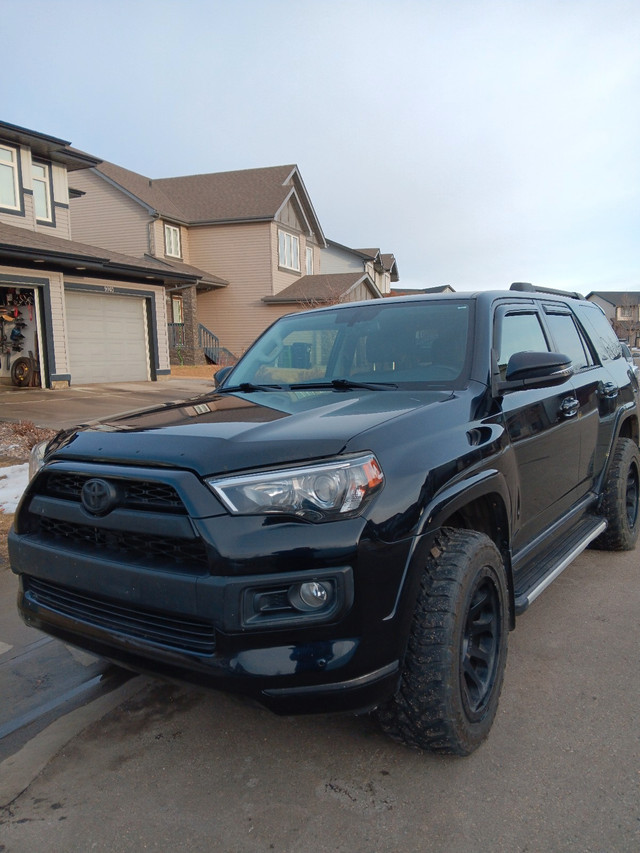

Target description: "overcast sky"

left=4, top=0, right=640, bottom=292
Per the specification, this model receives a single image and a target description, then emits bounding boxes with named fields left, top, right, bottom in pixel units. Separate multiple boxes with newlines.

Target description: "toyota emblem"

left=81, top=478, right=118, bottom=515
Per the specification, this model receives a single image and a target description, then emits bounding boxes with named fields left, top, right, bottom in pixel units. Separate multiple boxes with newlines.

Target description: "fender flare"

left=385, top=468, right=515, bottom=626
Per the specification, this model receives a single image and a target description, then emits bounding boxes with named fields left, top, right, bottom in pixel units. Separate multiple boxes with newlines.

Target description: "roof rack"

left=510, top=282, right=584, bottom=300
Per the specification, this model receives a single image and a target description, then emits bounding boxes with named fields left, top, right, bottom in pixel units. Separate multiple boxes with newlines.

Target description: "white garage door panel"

left=66, top=292, right=149, bottom=384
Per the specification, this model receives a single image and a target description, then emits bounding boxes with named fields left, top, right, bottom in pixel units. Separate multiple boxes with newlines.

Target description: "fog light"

left=288, top=581, right=332, bottom=612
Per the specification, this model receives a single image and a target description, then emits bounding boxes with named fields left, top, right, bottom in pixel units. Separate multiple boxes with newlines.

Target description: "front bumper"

left=16, top=568, right=400, bottom=714
left=9, top=460, right=413, bottom=714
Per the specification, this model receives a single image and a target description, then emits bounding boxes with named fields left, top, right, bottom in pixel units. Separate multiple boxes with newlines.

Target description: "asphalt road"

left=1, top=544, right=638, bottom=853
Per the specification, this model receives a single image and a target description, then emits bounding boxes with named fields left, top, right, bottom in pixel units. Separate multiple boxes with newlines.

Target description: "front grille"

left=33, top=516, right=209, bottom=572
left=25, top=576, right=216, bottom=656
left=44, top=472, right=186, bottom=513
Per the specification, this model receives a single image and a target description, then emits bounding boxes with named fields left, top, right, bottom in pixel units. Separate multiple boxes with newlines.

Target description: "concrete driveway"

left=0, top=377, right=216, bottom=430
left=1, top=544, right=638, bottom=852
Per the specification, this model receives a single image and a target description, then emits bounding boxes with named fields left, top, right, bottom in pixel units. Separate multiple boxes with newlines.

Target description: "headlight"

left=207, top=454, right=384, bottom=522
left=28, top=440, right=50, bottom=480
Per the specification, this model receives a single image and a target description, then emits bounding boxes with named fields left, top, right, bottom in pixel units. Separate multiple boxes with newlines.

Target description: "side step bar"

left=513, top=516, right=607, bottom=614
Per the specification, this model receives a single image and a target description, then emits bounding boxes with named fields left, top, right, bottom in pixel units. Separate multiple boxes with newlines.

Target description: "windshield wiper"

left=289, top=378, right=397, bottom=391
left=215, top=382, right=284, bottom=394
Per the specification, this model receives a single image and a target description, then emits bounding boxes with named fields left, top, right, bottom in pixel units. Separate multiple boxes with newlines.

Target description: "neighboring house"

left=587, top=291, right=640, bottom=346
left=0, top=120, right=211, bottom=387
left=69, top=161, right=397, bottom=361
left=321, top=240, right=399, bottom=295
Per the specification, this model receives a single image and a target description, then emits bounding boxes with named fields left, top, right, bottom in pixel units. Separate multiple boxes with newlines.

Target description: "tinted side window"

left=544, top=312, right=594, bottom=371
left=572, top=303, right=622, bottom=363
left=497, top=312, right=549, bottom=377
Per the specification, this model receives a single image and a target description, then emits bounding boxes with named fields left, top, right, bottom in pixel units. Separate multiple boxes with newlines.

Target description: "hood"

left=46, top=388, right=454, bottom=476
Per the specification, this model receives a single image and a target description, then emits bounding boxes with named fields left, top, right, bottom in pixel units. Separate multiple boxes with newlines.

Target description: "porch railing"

left=167, top=322, right=186, bottom=348
left=168, top=322, right=236, bottom=365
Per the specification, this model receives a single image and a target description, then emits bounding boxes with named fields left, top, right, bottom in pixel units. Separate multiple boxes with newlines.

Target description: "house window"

left=165, top=224, right=182, bottom=258
left=0, top=144, right=20, bottom=210
left=32, top=162, right=52, bottom=221
left=278, top=230, right=300, bottom=271
left=619, top=306, right=634, bottom=320
left=306, top=246, right=314, bottom=275
left=172, top=295, right=184, bottom=324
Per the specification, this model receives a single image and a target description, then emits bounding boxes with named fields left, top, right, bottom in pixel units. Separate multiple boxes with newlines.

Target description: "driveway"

left=0, top=376, right=216, bottom=430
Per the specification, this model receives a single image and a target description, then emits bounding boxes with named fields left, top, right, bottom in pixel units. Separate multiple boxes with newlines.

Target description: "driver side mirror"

left=498, top=351, right=573, bottom=391
left=214, top=366, right=233, bottom=388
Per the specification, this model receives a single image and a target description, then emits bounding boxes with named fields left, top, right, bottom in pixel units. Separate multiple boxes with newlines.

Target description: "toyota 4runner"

left=9, top=283, right=640, bottom=754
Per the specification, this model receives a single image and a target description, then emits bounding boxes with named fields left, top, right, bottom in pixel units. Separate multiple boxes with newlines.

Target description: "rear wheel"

left=593, top=438, right=640, bottom=551
left=377, top=528, right=509, bottom=755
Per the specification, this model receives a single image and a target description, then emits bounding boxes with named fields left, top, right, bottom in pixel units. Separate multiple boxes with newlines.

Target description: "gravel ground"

left=0, top=421, right=56, bottom=566
left=0, top=420, right=55, bottom=466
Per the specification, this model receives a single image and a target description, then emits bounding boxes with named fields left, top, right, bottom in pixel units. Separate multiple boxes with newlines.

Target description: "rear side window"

left=544, top=311, right=594, bottom=371
left=572, top=303, right=622, bottom=363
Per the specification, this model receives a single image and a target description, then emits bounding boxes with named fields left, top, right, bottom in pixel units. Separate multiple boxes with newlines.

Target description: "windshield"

left=225, top=300, right=472, bottom=390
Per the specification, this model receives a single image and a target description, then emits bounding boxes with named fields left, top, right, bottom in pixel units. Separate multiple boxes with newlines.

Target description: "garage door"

left=66, top=291, right=150, bottom=384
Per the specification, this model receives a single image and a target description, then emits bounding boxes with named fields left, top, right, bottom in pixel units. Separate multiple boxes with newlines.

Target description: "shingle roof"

left=154, top=165, right=297, bottom=222
left=263, top=273, right=380, bottom=304
left=97, top=161, right=186, bottom=221
left=0, top=221, right=217, bottom=285
left=97, top=162, right=301, bottom=224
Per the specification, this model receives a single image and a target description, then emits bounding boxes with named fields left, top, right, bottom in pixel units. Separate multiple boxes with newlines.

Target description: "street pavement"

left=1, top=544, right=639, bottom=851
left=0, top=379, right=639, bottom=851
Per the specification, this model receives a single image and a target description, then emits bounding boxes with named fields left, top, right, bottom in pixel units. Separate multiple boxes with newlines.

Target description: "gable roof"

left=380, top=253, right=399, bottom=281
left=94, top=162, right=326, bottom=243
left=262, top=272, right=381, bottom=304
left=0, top=221, right=224, bottom=287
left=325, top=240, right=400, bottom=282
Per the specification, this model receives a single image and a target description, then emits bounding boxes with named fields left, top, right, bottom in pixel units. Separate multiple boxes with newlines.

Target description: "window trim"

left=164, top=224, right=182, bottom=258
left=32, top=160, right=53, bottom=222
left=278, top=229, right=300, bottom=272
left=0, top=143, right=22, bottom=213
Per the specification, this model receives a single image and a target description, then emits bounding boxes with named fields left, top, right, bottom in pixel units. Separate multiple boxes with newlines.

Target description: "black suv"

left=10, top=284, right=640, bottom=754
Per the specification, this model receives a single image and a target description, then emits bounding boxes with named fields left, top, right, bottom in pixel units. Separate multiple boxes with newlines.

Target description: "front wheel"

left=376, top=528, right=509, bottom=755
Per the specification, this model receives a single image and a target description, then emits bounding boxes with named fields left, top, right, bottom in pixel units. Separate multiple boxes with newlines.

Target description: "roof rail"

left=510, top=282, right=584, bottom=300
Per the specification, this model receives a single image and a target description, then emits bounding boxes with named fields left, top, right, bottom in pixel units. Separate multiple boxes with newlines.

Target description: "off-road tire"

left=593, top=437, right=640, bottom=551
left=376, top=528, right=509, bottom=755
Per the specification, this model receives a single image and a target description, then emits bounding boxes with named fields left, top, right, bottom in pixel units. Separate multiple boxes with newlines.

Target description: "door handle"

left=560, top=396, right=580, bottom=418
left=599, top=381, right=619, bottom=400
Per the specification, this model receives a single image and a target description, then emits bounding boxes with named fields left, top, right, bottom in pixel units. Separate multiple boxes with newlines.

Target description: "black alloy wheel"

left=460, top=573, right=502, bottom=722
left=376, top=528, right=509, bottom=755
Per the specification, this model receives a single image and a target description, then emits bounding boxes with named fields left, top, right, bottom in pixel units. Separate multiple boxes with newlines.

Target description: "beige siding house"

left=69, top=160, right=396, bottom=362
left=0, top=120, right=208, bottom=387
left=587, top=291, right=640, bottom=346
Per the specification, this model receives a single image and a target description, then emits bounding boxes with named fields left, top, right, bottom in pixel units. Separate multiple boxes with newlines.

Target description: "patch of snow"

left=0, top=464, right=29, bottom=514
